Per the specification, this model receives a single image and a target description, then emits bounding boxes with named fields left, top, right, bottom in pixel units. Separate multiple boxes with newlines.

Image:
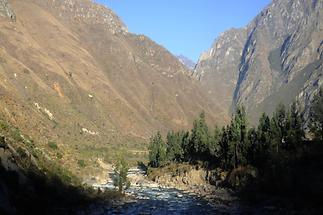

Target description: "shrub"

left=48, top=142, right=58, bottom=150
left=77, top=159, right=86, bottom=168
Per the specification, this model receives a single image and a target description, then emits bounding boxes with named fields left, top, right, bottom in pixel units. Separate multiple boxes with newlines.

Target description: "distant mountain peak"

left=0, top=0, right=15, bottom=21
left=177, top=55, right=196, bottom=70
left=194, top=0, right=323, bottom=123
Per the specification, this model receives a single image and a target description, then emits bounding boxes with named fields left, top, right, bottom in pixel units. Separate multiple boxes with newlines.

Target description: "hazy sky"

left=95, top=0, right=271, bottom=62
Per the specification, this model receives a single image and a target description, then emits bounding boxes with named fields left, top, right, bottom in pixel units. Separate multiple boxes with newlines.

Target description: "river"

left=84, top=186, right=238, bottom=214
left=81, top=168, right=279, bottom=214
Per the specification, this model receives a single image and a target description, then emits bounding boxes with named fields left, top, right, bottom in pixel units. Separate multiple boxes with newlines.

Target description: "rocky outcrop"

left=0, top=0, right=15, bottom=21
left=177, top=55, right=195, bottom=70
left=195, top=0, right=323, bottom=122
left=194, top=28, right=247, bottom=114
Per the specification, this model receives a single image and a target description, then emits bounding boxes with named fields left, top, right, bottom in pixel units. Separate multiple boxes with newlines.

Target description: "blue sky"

left=95, top=0, right=271, bottom=62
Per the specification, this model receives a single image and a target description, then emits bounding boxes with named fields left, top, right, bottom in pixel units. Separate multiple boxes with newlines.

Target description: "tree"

left=113, top=157, right=130, bottom=193
left=255, top=113, right=271, bottom=168
left=166, top=131, right=184, bottom=162
left=148, top=132, right=167, bottom=167
left=229, top=106, right=248, bottom=168
left=246, top=127, right=258, bottom=166
left=219, top=126, right=230, bottom=170
left=189, top=112, right=210, bottom=160
left=286, top=102, right=304, bottom=150
left=310, top=88, right=323, bottom=140
left=270, top=104, right=287, bottom=153
left=181, top=131, right=191, bottom=161
left=208, top=126, right=221, bottom=161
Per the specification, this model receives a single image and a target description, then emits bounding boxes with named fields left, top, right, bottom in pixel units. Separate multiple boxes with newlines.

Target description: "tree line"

left=148, top=88, right=323, bottom=190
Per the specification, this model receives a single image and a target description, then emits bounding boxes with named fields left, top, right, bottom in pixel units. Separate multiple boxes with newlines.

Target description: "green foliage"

left=189, top=112, right=210, bottom=159
left=219, top=127, right=230, bottom=169
left=77, top=159, right=86, bottom=168
left=285, top=102, right=304, bottom=150
left=0, top=120, right=9, bottom=131
left=228, top=106, right=248, bottom=168
left=146, top=98, right=323, bottom=199
left=11, top=128, right=24, bottom=142
left=56, top=152, right=63, bottom=159
left=148, top=132, right=167, bottom=167
left=48, top=141, right=58, bottom=150
left=113, top=157, right=130, bottom=193
left=166, top=131, right=184, bottom=162
left=209, top=126, right=221, bottom=159
left=310, top=88, right=323, bottom=140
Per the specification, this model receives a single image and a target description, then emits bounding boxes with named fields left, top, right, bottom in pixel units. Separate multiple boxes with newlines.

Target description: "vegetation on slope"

left=0, top=118, right=120, bottom=215
left=148, top=88, right=323, bottom=209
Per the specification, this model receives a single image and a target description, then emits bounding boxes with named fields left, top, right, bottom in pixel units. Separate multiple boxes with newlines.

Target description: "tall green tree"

left=270, top=104, right=287, bottom=153
left=148, top=132, right=167, bottom=167
left=310, top=88, right=323, bottom=140
left=189, top=112, right=210, bottom=160
left=180, top=131, right=191, bottom=161
left=286, top=102, right=304, bottom=150
left=166, top=131, right=184, bottom=162
left=219, top=126, right=230, bottom=170
left=256, top=113, right=271, bottom=168
left=209, top=126, right=221, bottom=160
left=113, top=157, right=130, bottom=193
left=246, top=127, right=258, bottom=166
left=229, top=106, right=248, bottom=168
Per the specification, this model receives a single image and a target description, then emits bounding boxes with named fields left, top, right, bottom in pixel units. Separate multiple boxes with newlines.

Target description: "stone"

left=0, top=0, right=15, bottom=21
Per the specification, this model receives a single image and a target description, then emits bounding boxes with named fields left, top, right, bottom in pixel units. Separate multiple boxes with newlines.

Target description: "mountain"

left=177, top=55, right=196, bottom=70
left=194, top=28, right=247, bottom=114
left=0, top=0, right=15, bottom=20
left=0, top=0, right=228, bottom=176
left=195, top=0, right=323, bottom=122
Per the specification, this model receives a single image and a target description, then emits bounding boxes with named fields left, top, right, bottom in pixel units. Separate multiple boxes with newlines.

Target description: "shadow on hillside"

left=0, top=152, right=120, bottom=215
left=238, top=140, right=323, bottom=212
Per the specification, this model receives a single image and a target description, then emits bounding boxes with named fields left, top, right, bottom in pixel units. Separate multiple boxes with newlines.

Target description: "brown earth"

left=0, top=0, right=228, bottom=177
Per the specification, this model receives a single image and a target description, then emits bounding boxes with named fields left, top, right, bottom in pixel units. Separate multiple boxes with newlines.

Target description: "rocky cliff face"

left=0, top=0, right=15, bottom=20
left=195, top=0, right=323, bottom=122
left=194, top=28, right=247, bottom=114
left=177, top=55, right=195, bottom=70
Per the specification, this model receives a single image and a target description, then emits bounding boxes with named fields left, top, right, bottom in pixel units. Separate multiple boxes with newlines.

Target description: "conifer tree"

left=270, top=104, right=287, bottom=153
left=286, top=102, right=304, bottom=150
left=166, top=131, right=184, bottom=162
left=229, top=106, right=248, bottom=168
left=310, top=88, right=323, bottom=140
left=189, top=112, right=210, bottom=160
left=148, top=132, right=167, bottom=167
left=219, top=126, right=230, bottom=169
left=113, top=157, right=130, bottom=193
left=256, top=113, right=271, bottom=168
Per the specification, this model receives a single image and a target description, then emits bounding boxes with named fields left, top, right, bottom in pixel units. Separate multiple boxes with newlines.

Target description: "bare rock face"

left=195, top=0, right=323, bottom=122
left=194, top=28, right=247, bottom=114
left=0, top=0, right=15, bottom=21
left=177, top=55, right=196, bottom=70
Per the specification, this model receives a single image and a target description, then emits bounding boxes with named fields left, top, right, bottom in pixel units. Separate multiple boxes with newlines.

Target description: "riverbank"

left=146, top=163, right=237, bottom=206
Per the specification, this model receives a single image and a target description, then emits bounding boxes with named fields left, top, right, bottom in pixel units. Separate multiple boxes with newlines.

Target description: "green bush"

left=48, top=142, right=58, bottom=150
left=0, top=120, right=9, bottom=131
left=11, top=128, right=24, bottom=142
left=56, top=152, right=63, bottom=159
left=77, top=159, right=86, bottom=168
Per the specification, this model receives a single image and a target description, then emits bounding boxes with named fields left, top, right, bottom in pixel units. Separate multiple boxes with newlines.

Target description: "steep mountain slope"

left=0, top=0, right=14, bottom=20
left=195, top=0, right=323, bottom=122
left=177, top=55, right=196, bottom=70
left=194, top=28, right=247, bottom=113
left=0, top=0, right=228, bottom=176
